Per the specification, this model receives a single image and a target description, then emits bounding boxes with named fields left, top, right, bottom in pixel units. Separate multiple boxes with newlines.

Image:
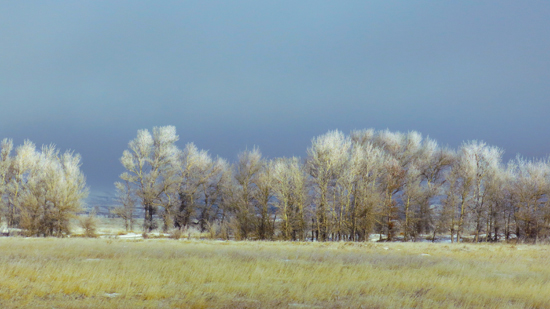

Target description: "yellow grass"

left=0, top=239, right=549, bottom=308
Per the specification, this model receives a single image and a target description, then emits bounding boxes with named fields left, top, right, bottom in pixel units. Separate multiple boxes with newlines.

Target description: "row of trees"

left=117, top=126, right=550, bottom=243
left=0, top=139, right=88, bottom=236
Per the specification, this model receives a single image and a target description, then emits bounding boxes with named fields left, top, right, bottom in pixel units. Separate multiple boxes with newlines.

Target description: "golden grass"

left=0, top=239, right=549, bottom=308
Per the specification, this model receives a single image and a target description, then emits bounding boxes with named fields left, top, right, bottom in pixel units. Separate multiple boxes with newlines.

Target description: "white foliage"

left=0, top=139, right=88, bottom=235
left=119, top=126, right=180, bottom=232
left=307, top=130, right=351, bottom=180
left=374, top=129, right=405, bottom=156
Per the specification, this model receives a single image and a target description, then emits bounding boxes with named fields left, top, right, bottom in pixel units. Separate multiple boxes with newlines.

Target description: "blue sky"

left=1, top=1, right=550, bottom=195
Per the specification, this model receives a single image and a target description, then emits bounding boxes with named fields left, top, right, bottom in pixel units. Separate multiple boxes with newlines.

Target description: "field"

left=0, top=234, right=549, bottom=308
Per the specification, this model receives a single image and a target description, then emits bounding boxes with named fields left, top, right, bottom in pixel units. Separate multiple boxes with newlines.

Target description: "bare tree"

left=416, top=143, right=455, bottom=241
left=211, top=161, right=233, bottom=235
left=378, top=156, right=405, bottom=241
left=48, top=149, right=88, bottom=236
left=349, top=130, right=385, bottom=241
left=509, top=157, right=550, bottom=243
left=439, top=162, right=460, bottom=242
left=4, top=141, right=42, bottom=229
left=483, top=165, right=511, bottom=242
left=401, top=164, right=424, bottom=241
left=107, top=126, right=550, bottom=244
left=13, top=144, right=88, bottom=237
left=171, top=143, right=232, bottom=235
left=174, top=143, right=203, bottom=229
left=273, top=157, right=308, bottom=240
left=112, top=176, right=137, bottom=231
left=196, top=156, right=230, bottom=232
left=464, top=141, right=503, bottom=242
left=289, top=158, right=309, bottom=241
left=232, top=148, right=262, bottom=239
left=451, top=144, right=477, bottom=242
left=254, top=159, right=275, bottom=240
left=307, top=130, right=351, bottom=241
left=272, top=158, right=293, bottom=240
left=119, top=126, right=179, bottom=232
left=0, top=139, right=14, bottom=225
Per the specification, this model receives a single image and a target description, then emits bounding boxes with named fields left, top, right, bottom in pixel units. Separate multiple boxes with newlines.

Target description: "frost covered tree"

left=509, top=157, right=550, bottom=242
left=119, top=126, right=179, bottom=232
left=173, top=143, right=203, bottom=229
left=372, top=131, right=425, bottom=241
left=112, top=176, right=137, bottom=231
left=272, top=157, right=308, bottom=240
left=414, top=142, right=455, bottom=241
left=424, top=147, right=457, bottom=241
left=307, top=130, right=351, bottom=241
left=348, top=136, right=385, bottom=241
left=3, top=140, right=38, bottom=228
left=449, top=145, right=477, bottom=242
left=482, top=165, right=512, bottom=242
left=0, top=140, right=88, bottom=236
left=401, top=164, right=423, bottom=241
left=377, top=157, right=405, bottom=241
left=444, top=141, right=503, bottom=242
left=253, top=159, right=275, bottom=240
left=232, top=148, right=263, bottom=239
left=333, top=148, right=360, bottom=241
left=110, top=126, right=550, bottom=243
left=0, top=139, right=14, bottom=225
left=467, top=142, right=503, bottom=242
left=173, top=143, right=232, bottom=233
left=39, top=148, right=88, bottom=236
left=194, top=155, right=231, bottom=232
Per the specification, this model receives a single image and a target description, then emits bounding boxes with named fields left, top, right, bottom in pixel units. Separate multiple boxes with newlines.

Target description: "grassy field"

left=0, top=238, right=549, bottom=308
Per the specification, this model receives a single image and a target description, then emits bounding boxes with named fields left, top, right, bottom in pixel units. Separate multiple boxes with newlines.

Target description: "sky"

left=1, top=1, right=550, bottom=198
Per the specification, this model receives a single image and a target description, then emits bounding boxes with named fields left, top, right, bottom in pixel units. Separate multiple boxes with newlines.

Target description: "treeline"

left=0, top=139, right=88, bottom=236
left=116, top=126, right=550, bottom=243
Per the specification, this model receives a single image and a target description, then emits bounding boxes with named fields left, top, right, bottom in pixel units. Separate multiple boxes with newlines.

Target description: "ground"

left=0, top=235, right=549, bottom=308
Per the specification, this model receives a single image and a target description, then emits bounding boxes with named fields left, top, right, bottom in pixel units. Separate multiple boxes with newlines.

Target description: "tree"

left=0, top=139, right=14, bottom=225
left=307, top=130, right=351, bottom=241
left=254, top=159, right=275, bottom=240
left=8, top=143, right=88, bottom=237
left=468, top=142, right=503, bottom=242
left=173, top=143, right=203, bottom=230
left=273, top=157, right=308, bottom=241
left=349, top=130, right=385, bottom=241
left=417, top=145, right=456, bottom=242
left=195, top=156, right=230, bottom=232
left=451, top=144, right=477, bottom=242
left=232, top=148, right=263, bottom=239
left=3, top=140, right=38, bottom=228
left=401, top=164, right=423, bottom=241
left=372, top=131, right=413, bottom=241
left=483, top=165, right=511, bottom=242
left=46, top=149, right=89, bottom=236
left=112, top=176, right=137, bottom=231
left=509, top=157, right=550, bottom=243
left=119, top=126, right=179, bottom=232
left=108, top=126, right=550, bottom=244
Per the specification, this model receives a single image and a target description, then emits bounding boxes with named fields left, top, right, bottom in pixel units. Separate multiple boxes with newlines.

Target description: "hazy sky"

left=1, top=1, right=550, bottom=196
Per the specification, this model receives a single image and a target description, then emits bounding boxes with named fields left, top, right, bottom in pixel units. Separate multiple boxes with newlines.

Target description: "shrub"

left=78, top=212, right=98, bottom=238
left=170, top=229, right=183, bottom=240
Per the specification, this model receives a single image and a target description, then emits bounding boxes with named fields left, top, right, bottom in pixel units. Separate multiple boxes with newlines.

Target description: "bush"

left=78, top=212, right=98, bottom=238
left=170, top=229, right=182, bottom=240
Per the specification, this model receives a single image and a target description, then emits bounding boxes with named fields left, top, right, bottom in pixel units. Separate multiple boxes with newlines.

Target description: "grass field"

left=0, top=238, right=549, bottom=309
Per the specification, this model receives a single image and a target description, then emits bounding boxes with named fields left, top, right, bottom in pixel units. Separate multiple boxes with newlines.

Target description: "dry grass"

left=0, top=239, right=549, bottom=308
